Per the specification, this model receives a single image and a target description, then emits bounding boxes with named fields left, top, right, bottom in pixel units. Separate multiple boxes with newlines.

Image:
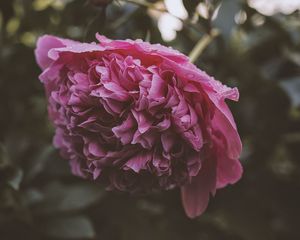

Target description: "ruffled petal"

left=35, top=35, right=78, bottom=69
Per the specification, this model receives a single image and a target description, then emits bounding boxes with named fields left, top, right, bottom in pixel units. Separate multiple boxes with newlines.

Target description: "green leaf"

left=284, top=48, right=300, bottom=67
left=22, top=188, right=44, bottom=206
left=7, top=168, right=23, bottom=191
left=280, top=77, right=300, bottom=107
left=43, top=216, right=96, bottom=239
left=24, top=145, right=56, bottom=183
left=35, top=181, right=104, bottom=214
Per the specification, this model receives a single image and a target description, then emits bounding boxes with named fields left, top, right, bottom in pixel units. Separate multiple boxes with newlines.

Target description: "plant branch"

left=120, top=0, right=165, bottom=12
left=188, top=28, right=219, bottom=63
left=120, top=0, right=205, bottom=34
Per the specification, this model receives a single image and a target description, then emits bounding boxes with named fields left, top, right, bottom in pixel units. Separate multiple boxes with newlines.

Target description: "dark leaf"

left=24, top=145, right=56, bottom=183
left=7, top=168, right=23, bottom=191
left=280, top=77, right=300, bottom=107
left=35, top=181, right=104, bottom=214
left=43, top=216, right=96, bottom=239
left=284, top=48, right=300, bottom=67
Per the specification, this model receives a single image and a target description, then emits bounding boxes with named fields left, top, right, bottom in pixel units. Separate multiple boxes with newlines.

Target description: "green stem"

left=120, top=0, right=164, bottom=12
left=188, top=29, right=219, bottom=63
left=120, top=0, right=205, bottom=34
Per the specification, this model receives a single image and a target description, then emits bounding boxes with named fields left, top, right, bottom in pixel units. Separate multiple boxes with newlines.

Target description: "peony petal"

left=212, top=108, right=242, bottom=159
left=35, top=35, right=65, bottom=69
left=132, top=110, right=153, bottom=134
left=181, top=156, right=216, bottom=218
left=124, top=151, right=152, bottom=173
left=112, top=114, right=136, bottom=144
left=212, top=134, right=243, bottom=189
left=35, top=35, right=81, bottom=69
left=96, top=33, right=189, bottom=64
left=88, top=141, right=106, bottom=157
left=149, top=74, right=165, bottom=99
left=216, top=157, right=243, bottom=189
left=161, top=131, right=175, bottom=152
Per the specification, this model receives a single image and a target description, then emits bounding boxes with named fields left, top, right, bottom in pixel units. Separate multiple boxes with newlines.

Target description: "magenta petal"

left=217, top=157, right=243, bottom=189
left=35, top=35, right=65, bottom=69
left=132, top=110, right=152, bottom=134
left=125, top=151, right=151, bottom=173
left=149, top=74, right=165, bottom=98
left=212, top=108, right=242, bottom=159
left=161, top=132, right=175, bottom=152
left=214, top=134, right=243, bottom=189
left=93, top=168, right=102, bottom=180
left=182, top=125, right=203, bottom=152
left=112, top=114, right=136, bottom=144
left=88, top=141, right=105, bottom=157
left=186, top=151, right=202, bottom=177
left=181, top=157, right=216, bottom=218
left=95, top=33, right=189, bottom=64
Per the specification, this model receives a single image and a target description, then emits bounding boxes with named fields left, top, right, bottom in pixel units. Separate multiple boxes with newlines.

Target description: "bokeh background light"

left=248, top=0, right=300, bottom=15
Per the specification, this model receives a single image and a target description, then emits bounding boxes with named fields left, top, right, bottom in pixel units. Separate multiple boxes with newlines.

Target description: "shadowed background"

left=0, top=0, right=300, bottom=239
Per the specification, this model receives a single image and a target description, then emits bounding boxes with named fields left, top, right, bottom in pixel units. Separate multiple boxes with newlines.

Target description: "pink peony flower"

left=35, top=34, right=242, bottom=218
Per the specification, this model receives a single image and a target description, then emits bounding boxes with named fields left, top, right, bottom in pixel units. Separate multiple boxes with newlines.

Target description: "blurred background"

left=0, top=0, right=300, bottom=239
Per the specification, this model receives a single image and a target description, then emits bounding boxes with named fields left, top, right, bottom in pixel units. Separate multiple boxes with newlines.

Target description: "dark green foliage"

left=0, top=0, right=300, bottom=239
